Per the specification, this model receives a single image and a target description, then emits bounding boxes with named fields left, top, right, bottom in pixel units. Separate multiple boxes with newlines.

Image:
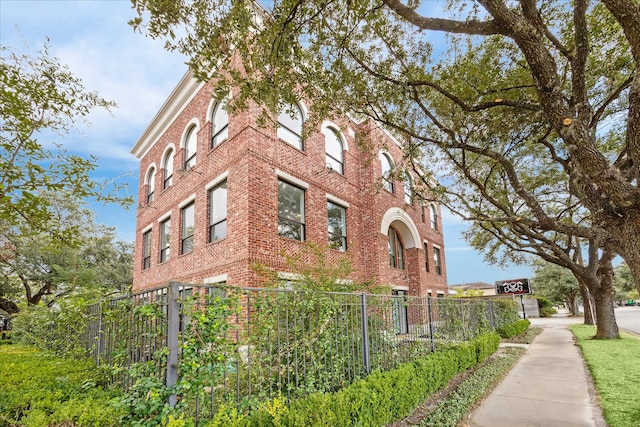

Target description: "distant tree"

left=0, top=42, right=131, bottom=242
left=532, top=260, right=580, bottom=315
left=0, top=193, right=133, bottom=315
left=613, top=262, right=638, bottom=302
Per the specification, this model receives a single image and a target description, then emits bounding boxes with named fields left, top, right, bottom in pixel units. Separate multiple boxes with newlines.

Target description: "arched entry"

left=380, top=208, right=421, bottom=249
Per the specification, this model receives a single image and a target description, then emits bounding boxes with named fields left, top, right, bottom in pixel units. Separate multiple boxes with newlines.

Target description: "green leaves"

left=0, top=43, right=130, bottom=240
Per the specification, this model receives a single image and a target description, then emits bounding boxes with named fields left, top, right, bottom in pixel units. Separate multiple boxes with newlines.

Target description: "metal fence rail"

left=81, top=282, right=518, bottom=421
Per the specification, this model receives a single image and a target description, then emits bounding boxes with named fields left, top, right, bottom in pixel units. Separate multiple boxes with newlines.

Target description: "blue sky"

left=0, top=0, right=533, bottom=286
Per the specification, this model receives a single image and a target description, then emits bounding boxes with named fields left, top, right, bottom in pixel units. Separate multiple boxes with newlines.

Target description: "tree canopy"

left=0, top=42, right=131, bottom=242
left=0, top=193, right=133, bottom=315
left=130, top=0, right=640, bottom=288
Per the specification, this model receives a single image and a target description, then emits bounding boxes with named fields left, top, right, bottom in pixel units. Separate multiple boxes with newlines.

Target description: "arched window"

left=145, top=167, right=156, bottom=204
left=211, top=99, right=228, bottom=148
left=430, top=204, right=438, bottom=231
left=388, top=227, right=404, bottom=269
left=162, top=148, right=174, bottom=190
left=403, top=172, right=413, bottom=204
left=277, top=102, right=303, bottom=150
left=380, top=152, right=394, bottom=193
left=325, top=128, right=344, bottom=174
left=184, top=126, right=197, bottom=169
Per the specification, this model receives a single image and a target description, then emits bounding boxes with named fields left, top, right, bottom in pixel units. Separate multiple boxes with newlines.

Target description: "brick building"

left=131, top=70, right=448, bottom=298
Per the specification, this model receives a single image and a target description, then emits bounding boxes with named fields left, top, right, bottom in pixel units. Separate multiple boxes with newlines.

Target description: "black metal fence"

left=80, top=282, right=518, bottom=420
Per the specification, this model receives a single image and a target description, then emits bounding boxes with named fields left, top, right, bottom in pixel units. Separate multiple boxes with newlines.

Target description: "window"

left=421, top=199, right=426, bottom=223
left=325, top=129, right=344, bottom=174
left=209, top=181, right=227, bottom=242
left=145, top=167, right=156, bottom=204
left=160, top=218, right=171, bottom=262
left=278, top=180, right=305, bottom=240
left=424, top=243, right=429, bottom=272
left=163, top=149, right=174, bottom=189
left=434, top=247, right=442, bottom=275
left=430, top=204, right=439, bottom=231
left=181, top=202, right=195, bottom=254
left=142, top=230, right=152, bottom=270
left=277, top=102, right=303, bottom=149
left=388, top=227, right=404, bottom=269
left=211, top=99, right=228, bottom=148
left=380, top=153, right=394, bottom=193
left=184, top=126, right=197, bottom=169
left=403, top=172, right=413, bottom=204
left=328, top=201, right=347, bottom=251
left=392, top=289, right=408, bottom=334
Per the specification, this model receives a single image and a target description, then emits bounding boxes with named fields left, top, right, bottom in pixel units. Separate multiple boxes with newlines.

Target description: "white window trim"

left=161, top=144, right=176, bottom=164
left=205, top=171, right=229, bottom=190
left=204, top=274, right=228, bottom=284
left=278, top=271, right=303, bottom=281
left=178, top=193, right=197, bottom=208
left=182, top=119, right=201, bottom=146
left=145, top=162, right=158, bottom=181
left=392, top=285, right=410, bottom=291
left=326, top=193, right=349, bottom=208
left=141, top=224, right=153, bottom=234
left=206, top=93, right=233, bottom=123
left=276, top=169, right=309, bottom=189
left=321, top=121, right=349, bottom=151
left=157, top=210, right=172, bottom=223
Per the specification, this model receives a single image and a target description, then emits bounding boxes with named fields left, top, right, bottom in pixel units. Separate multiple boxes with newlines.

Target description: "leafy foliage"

left=130, top=0, right=640, bottom=320
left=0, top=193, right=133, bottom=315
left=496, top=319, right=530, bottom=339
left=532, top=259, right=579, bottom=310
left=419, top=347, right=526, bottom=427
left=0, top=42, right=131, bottom=240
left=0, top=344, right=122, bottom=427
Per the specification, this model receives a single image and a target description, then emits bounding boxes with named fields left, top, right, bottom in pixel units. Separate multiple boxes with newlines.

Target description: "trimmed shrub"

left=231, top=332, right=501, bottom=427
left=496, top=319, right=531, bottom=339
left=0, top=345, right=122, bottom=427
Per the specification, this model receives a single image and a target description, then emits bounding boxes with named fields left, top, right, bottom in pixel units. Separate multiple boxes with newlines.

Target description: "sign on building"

left=495, top=278, right=532, bottom=295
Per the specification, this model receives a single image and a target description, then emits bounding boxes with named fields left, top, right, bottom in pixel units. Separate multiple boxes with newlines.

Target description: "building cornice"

left=131, top=69, right=205, bottom=159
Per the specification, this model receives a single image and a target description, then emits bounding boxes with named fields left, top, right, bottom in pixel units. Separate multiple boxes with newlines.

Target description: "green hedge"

left=208, top=332, right=501, bottom=427
left=496, top=319, right=530, bottom=339
left=0, top=345, right=122, bottom=427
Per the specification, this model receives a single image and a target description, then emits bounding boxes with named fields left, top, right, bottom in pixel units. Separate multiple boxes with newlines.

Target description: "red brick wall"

left=133, top=80, right=448, bottom=297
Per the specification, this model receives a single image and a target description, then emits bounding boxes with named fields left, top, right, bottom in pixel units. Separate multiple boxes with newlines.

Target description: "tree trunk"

left=590, top=249, right=620, bottom=339
left=578, top=279, right=596, bottom=325
left=0, top=299, right=19, bottom=316
left=570, top=296, right=580, bottom=316
left=592, top=284, right=619, bottom=339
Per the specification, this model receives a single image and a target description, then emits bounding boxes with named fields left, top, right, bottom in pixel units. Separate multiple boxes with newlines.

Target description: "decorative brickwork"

left=132, top=72, right=448, bottom=296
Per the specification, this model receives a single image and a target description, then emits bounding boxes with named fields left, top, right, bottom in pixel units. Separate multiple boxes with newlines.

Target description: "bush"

left=540, top=307, right=558, bottom=317
left=11, top=297, right=91, bottom=356
left=496, top=319, right=530, bottom=339
left=0, top=345, right=122, bottom=427
left=230, top=332, right=501, bottom=427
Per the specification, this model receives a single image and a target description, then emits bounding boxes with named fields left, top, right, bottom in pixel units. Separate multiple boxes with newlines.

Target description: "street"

left=615, top=306, right=640, bottom=335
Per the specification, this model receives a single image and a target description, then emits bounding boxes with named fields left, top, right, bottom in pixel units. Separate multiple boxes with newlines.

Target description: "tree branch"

left=381, top=0, right=504, bottom=35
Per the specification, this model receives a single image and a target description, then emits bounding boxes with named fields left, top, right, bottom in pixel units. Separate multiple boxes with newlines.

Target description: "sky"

left=0, top=0, right=533, bottom=286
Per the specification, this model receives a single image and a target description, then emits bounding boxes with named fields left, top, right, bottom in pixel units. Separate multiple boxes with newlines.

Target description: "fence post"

left=486, top=300, right=495, bottom=329
left=167, top=282, right=180, bottom=407
left=360, top=293, right=370, bottom=374
left=427, top=297, right=435, bottom=352
left=96, top=303, right=105, bottom=366
left=460, top=299, right=466, bottom=341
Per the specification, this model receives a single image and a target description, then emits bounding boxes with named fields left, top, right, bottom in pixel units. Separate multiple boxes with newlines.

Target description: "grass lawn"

left=0, top=344, right=122, bottom=427
left=570, top=324, right=640, bottom=427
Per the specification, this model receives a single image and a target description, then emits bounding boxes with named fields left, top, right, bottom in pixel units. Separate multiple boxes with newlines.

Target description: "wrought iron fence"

left=81, top=282, right=519, bottom=421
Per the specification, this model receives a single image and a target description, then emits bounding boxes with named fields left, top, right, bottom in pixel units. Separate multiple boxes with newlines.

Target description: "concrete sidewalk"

left=468, top=315, right=606, bottom=427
